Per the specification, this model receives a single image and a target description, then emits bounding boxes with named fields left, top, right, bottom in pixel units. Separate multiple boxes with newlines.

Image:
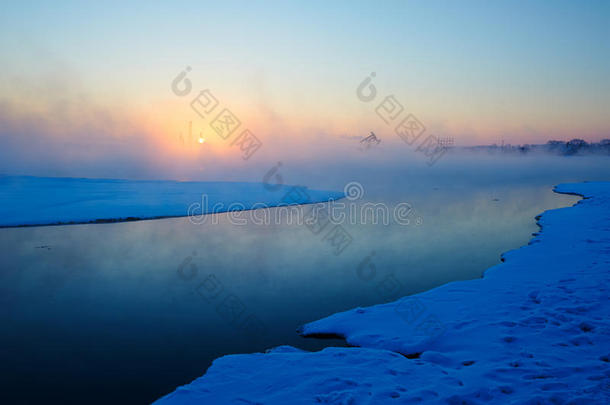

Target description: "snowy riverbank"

left=0, top=176, right=343, bottom=227
left=155, top=182, right=610, bottom=404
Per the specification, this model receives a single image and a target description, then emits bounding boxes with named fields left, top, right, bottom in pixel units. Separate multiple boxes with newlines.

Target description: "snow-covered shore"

left=0, top=176, right=343, bottom=227
left=155, top=182, right=610, bottom=404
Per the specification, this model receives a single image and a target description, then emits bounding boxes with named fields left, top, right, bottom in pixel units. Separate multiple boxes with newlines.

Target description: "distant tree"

left=545, top=140, right=565, bottom=154
left=566, top=139, right=588, bottom=155
left=599, top=139, right=610, bottom=155
left=567, top=138, right=587, bottom=147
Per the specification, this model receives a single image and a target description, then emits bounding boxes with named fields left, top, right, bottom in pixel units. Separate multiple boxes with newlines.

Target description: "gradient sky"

left=0, top=0, right=608, bottom=178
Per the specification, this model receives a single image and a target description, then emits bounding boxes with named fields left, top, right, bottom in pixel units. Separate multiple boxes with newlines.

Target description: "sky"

left=0, top=0, right=609, bottom=180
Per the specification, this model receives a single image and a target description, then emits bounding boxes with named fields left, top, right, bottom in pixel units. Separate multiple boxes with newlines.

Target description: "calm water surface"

left=1, top=157, right=608, bottom=404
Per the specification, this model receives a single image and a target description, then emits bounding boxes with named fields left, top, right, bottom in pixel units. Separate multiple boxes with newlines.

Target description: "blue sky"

left=0, top=0, right=608, bottom=176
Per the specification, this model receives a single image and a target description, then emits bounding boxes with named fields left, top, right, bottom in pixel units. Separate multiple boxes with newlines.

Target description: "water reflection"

left=0, top=168, right=596, bottom=403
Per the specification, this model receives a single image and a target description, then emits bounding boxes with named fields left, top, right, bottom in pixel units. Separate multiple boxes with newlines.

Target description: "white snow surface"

left=0, top=176, right=343, bottom=227
left=155, top=182, right=610, bottom=404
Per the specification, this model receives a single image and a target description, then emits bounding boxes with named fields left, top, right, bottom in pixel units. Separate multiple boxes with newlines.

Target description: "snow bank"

left=0, top=176, right=343, bottom=227
left=155, top=182, right=610, bottom=404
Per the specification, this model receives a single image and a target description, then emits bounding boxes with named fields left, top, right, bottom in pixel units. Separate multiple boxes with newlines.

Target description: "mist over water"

left=0, top=0, right=607, bottom=401
left=1, top=149, right=608, bottom=403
